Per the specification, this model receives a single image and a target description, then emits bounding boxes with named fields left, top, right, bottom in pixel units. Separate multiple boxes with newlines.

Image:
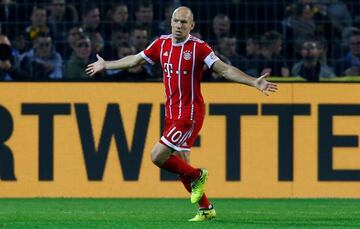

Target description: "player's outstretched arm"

left=212, top=60, right=278, bottom=96
left=85, top=53, right=146, bottom=77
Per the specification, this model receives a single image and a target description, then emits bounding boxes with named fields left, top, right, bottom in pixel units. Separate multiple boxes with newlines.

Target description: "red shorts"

left=160, top=115, right=204, bottom=152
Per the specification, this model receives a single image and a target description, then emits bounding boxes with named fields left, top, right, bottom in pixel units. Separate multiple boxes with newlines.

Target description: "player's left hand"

left=254, top=72, right=278, bottom=96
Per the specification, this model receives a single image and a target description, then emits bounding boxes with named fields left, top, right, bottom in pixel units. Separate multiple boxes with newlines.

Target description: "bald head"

left=171, top=6, right=195, bottom=43
left=0, top=35, right=11, bottom=46
left=172, top=6, right=194, bottom=22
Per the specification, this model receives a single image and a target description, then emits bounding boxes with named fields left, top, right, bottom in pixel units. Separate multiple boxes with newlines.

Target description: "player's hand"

left=85, top=54, right=105, bottom=77
left=0, top=60, right=12, bottom=70
left=254, top=72, right=278, bottom=96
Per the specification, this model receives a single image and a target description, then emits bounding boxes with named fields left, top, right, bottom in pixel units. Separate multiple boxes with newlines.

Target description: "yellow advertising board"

left=0, top=83, right=360, bottom=197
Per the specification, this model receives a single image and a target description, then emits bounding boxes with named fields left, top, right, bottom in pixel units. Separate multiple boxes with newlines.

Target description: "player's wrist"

left=252, top=78, right=258, bottom=88
left=103, top=61, right=108, bottom=70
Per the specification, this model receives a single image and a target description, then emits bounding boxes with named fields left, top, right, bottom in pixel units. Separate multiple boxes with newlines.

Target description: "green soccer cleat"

left=190, top=168, right=209, bottom=204
left=188, top=206, right=216, bottom=222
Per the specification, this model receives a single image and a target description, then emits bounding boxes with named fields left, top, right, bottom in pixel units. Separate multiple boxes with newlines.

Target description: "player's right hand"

left=85, top=54, right=105, bottom=77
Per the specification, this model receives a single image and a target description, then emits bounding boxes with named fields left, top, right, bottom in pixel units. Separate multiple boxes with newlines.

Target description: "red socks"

left=161, top=155, right=211, bottom=209
left=161, top=155, right=200, bottom=180
left=179, top=174, right=211, bottom=209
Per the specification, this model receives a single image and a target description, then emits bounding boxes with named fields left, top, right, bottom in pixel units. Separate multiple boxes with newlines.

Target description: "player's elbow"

left=213, top=62, right=232, bottom=80
left=128, top=55, right=140, bottom=68
left=219, top=69, right=231, bottom=80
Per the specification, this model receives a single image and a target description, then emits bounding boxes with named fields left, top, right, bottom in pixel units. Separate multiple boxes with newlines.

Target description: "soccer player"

left=86, top=6, right=277, bottom=221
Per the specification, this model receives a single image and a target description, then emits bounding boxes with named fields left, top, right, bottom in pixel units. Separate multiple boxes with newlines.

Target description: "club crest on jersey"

left=183, top=50, right=192, bottom=60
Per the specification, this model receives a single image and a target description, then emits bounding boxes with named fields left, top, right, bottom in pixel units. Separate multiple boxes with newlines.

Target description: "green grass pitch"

left=0, top=198, right=359, bottom=228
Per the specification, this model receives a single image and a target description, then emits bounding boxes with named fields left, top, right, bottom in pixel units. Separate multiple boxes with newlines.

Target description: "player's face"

left=171, top=9, right=194, bottom=42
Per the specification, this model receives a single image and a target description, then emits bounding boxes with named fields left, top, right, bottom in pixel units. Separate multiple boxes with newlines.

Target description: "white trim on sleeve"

left=139, top=51, right=155, bottom=65
left=204, top=51, right=220, bottom=68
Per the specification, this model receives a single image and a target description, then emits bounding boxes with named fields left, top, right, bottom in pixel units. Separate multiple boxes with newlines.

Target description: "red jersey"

left=140, top=34, right=219, bottom=121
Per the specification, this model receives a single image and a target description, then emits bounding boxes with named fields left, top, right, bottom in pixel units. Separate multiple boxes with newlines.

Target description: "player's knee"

left=151, top=148, right=172, bottom=166
left=151, top=143, right=173, bottom=166
left=150, top=150, right=163, bottom=166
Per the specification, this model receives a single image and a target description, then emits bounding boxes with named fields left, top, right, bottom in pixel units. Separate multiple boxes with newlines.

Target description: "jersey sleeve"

left=140, top=38, right=162, bottom=65
left=198, top=42, right=220, bottom=68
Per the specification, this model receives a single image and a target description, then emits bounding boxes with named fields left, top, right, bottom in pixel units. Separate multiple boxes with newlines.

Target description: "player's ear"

left=191, top=21, right=195, bottom=30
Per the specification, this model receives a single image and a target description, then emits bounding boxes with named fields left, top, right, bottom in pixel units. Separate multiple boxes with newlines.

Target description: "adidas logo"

left=163, top=51, right=168, bottom=56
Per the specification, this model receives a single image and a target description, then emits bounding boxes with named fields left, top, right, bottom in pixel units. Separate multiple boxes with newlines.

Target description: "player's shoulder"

left=146, top=35, right=171, bottom=49
left=189, top=35, right=213, bottom=49
left=159, top=34, right=172, bottom=40
left=189, top=35, right=206, bottom=44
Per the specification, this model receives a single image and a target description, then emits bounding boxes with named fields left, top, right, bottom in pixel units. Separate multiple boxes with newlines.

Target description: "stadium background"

left=1, top=0, right=360, bottom=81
left=2, top=1, right=360, bottom=227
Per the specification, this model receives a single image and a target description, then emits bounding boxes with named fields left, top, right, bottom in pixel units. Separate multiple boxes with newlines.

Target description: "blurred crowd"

left=0, top=0, right=360, bottom=81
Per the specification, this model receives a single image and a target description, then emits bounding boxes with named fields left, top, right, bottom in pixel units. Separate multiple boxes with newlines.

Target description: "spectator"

left=335, top=28, right=360, bottom=76
left=24, top=6, right=51, bottom=46
left=103, top=2, right=129, bottom=39
left=130, top=25, right=149, bottom=53
left=245, top=35, right=262, bottom=76
left=64, top=33, right=92, bottom=79
left=208, top=14, right=231, bottom=46
left=312, top=1, right=346, bottom=63
left=89, top=32, right=104, bottom=55
left=129, top=25, right=156, bottom=78
left=216, top=35, right=248, bottom=70
left=259, top=31, right=289, bottom=77
left=0, top=34, right=26, bottom=80
left=81, top=4, right=101, bottom=34
left=158, top=3, right=175, bottom=35
left=343, top=66, right=360, bottom=76
left=282, top=2, right=316, bottom=64
left=327, top=0, right=352, bottom=38
left=81, top=4, right=103, bottom=56
left=47, top=0, right=78, bottom=54
left=19, top=33, right=62, bottom=79
left=0, top=0, right=25, bottom=39
left=134, top=0, right=158, bottom=38
left=61, top=26, right=83, bottom=60
left=12, top=33, right=27, bottom=55
left=292, top=40, right=335, bottom=81
left=246, top=36, right=261, bottom=58
left=103, top=25, right=130, bottom=60
left=105, top=42, right=150, bottom=81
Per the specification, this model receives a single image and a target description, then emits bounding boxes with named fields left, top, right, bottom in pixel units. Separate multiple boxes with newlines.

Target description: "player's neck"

left=172, top=35, right=190, bottom=45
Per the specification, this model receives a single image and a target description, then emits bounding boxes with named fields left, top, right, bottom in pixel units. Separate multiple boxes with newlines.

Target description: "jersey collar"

left=172, top=34, right=191, bottom=46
